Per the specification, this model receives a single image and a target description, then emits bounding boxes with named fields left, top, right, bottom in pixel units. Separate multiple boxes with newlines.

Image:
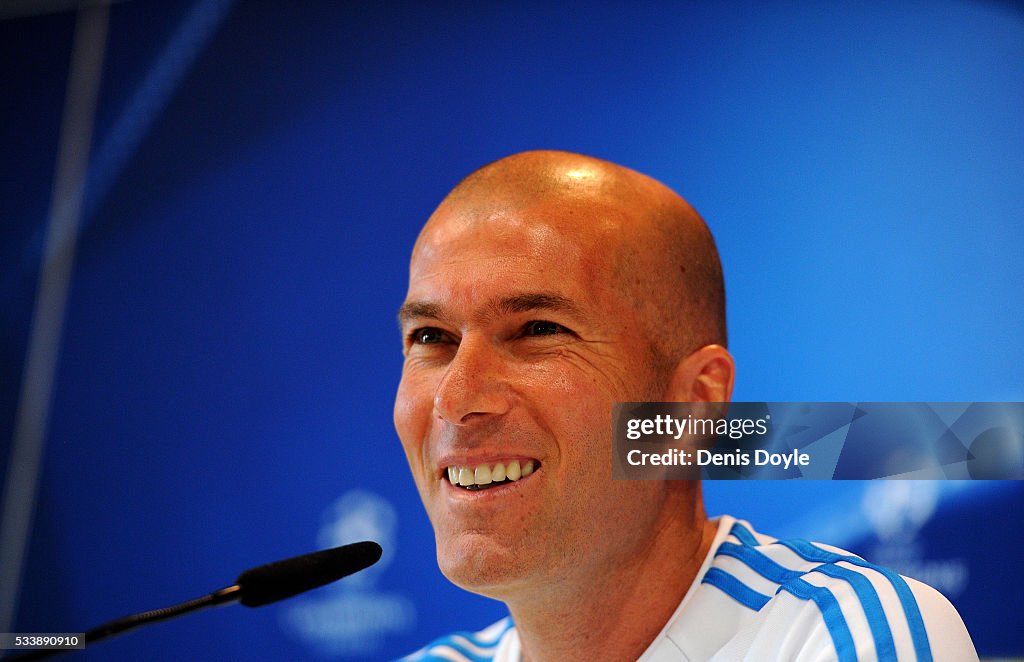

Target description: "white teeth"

left=445, top=460, right=537, bottom=487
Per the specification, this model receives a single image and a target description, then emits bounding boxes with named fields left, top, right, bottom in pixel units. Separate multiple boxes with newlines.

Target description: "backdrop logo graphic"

left=280, top=490, right=416, bottom=656
left=861, top=482, right=968, bottom=597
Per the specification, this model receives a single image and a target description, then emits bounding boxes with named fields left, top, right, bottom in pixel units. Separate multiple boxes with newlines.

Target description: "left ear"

left=663, top=344, right=735, bottom=402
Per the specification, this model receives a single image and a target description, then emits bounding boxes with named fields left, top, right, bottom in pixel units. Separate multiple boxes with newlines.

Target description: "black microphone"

left=7, top=541, right=382, bottom=660
left=235, top=540, right=381, bottom=607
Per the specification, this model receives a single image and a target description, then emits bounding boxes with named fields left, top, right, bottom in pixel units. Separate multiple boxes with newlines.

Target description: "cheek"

left=525, top=363, right=615, bottom=466
left=393, top=371, right=436, bottom=462
left=524, top=354, right=603, bottom=396
left=525, top=355, right=621, bottom=426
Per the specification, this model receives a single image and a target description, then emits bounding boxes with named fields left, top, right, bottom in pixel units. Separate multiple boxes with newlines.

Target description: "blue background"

left=2, top=1, right=1022, bottom=659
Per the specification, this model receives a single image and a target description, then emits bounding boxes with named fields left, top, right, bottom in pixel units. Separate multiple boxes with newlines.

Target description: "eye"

left=409, top=327, right=451, bottom=345
left=522, top=320, right=567, bottom=336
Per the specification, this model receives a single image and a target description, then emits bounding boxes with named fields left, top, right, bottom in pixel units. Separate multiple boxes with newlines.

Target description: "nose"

left=433, top=335, right=511, bottom=425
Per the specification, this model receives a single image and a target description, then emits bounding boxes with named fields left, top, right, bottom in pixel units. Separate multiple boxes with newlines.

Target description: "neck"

left=506, top=496, right=718, bottom=662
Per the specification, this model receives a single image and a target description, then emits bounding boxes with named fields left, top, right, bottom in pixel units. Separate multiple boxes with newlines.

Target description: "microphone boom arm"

left=5, top=541, right=381, bottom=660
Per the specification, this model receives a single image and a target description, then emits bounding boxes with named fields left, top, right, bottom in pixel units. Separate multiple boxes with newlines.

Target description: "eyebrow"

left=491, top=293, right=583, bottom=318
left=397, top=301, right=445, bottom=326
left=397, top=292, right=587, bottom=327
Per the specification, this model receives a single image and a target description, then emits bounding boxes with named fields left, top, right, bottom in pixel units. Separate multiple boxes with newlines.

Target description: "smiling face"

left=393, top=152, right=729, bottom=601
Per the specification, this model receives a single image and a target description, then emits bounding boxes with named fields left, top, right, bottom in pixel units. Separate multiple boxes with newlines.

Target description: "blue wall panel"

left=2, top=1, right=1022, bottom=659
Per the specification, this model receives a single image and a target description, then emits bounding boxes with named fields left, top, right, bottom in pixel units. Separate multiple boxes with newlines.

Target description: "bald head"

left=416, top=151, right=726, bottom=374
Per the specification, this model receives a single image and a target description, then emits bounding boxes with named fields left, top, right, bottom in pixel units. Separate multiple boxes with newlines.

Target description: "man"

left=394, top=151, right=976, bottom=661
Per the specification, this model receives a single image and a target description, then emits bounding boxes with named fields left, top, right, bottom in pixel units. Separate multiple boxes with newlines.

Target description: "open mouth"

left=445, top=460, right=538, bottom=491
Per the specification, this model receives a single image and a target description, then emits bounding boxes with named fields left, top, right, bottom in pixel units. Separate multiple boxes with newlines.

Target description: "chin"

left=436, top=531, right=534, bottom=598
